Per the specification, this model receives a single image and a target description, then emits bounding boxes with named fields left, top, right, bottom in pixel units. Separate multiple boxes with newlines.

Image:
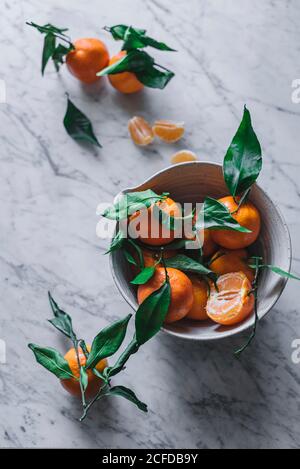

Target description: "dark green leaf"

left=48, top=292, right=76, bottom=340
left=135, top=281, right=171, bottom=345
left=28, top=344, right=74, bottom=380
left=122, top=26, right=175, bottom=52
left=27, top=22, right=73, bottom=75
left=98, top=49, right=154, bottom=76
left=80, top=367, right=89, bottom=392
left=200, top=197, right=251, bottom=232
left=131, top=266, right=156, bottom=285
left=127, top=239, right=144, bottom=270
left=26, top=22, right=70, bottom=36
left=42, top=33, right=56, bottom=74
left=164, top=254, right=216, bottom=278
left=105, top=229, right=125, bottom=254
left=123, top=249, right=138, bottom=266
left=106, top=338, right=139, bottom=378
left=79, top=340, right=89, bottom=359
left=104, top=385, right=148, bottom=412
left=104, top=25, right=146, bottom=41
left=223, top=106, right=262, bottom=197
left=102, top=189, right=168, bottom=220
left=52, top=43, right=73, bottom=71
left=136, top=65, right=174, bottom=89
left=86, top=314, right=132, bottom=369
left=63, top=96, right=101, bottom=147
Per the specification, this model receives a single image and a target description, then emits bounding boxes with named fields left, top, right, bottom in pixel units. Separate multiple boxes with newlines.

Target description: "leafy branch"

left=26, top=22, right=74, bottom=74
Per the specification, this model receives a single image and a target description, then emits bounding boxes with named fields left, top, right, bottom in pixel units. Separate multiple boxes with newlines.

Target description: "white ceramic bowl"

left=110, top=162, right=292, bottom=341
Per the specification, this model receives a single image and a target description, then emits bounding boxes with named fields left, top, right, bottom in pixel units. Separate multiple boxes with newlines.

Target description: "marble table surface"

left=1, top=0, right=300, bottom=449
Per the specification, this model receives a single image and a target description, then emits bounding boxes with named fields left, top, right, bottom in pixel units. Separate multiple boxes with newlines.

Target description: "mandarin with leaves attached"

left=61, top=345, right=107, bottom=398
left=66, top=38, right=109, bottom=84
left=107, top=51, right=144, bottom=94
left=209, top=249, right=255, bottom=282
left=137, top=267, right=193, bottom=323
left=129, top=197, right=181, bottom=246
left=211, top=196, right=261, bottom=249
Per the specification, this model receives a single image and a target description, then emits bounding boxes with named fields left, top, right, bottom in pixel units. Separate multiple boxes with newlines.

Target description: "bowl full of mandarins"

left=106, top=108, right=295, bottom=350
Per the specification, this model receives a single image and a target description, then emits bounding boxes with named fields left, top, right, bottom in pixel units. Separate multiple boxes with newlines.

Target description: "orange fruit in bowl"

left=186, top=276, right=209, bottom=321
left=137, top=267, right=194, bottom=324
left=128, top=116, right=154, bottom=146
left=211, top=196, right=261, bottom=249
left=171, top=150, right=197, bottom=164
left=209, top=248, right=255, bottom=282
left=206, top=272, right=254, bottom=326
left=108, top=51, right=144, bottom=94
left=131, top=248, right=177, bottom=277
left=152, top=120, right=185, bottom=143
left=129, top=197, right=182, bottom=246
left=61, top=345, right=107, bottom=398
left=66, top=38, right=109, bottom=84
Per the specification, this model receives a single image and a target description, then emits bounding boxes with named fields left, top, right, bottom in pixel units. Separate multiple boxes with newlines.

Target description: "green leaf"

left=80, top=367, right=89, bottom=392
left=48, top=292, right=76, bottom=340
left=123, top=249, right=138, bottom=266
left=52, top=43, right=73, bottom=71
left=102, top=189, right=168, bottom=220
left=136, top=65, right=174, bottom=89
left=28, top=344, right=74, bottom=380
left=135, top=281, right=171, bottom=345
left=105, top=229, right=125, bottom=254
left=104, top=385, right=148, bottom=412
left=200, top=197, right=251, bottom=232
left=86, top=314, right=132, bottom=369
left=223, top=106, right=262, bottom=197
left=131, top=266, right=156, bottom=285
left=164, top=254, right=216, bottom=279
left=26, top=22, right=73, bottom=74
left=152, top=204, right=194, bottom=232
left=260, top=265, right=300, bottom=281
left=104, top=25, right=146, bottom=41
left=98, top=49, right=174, bottom=90
left=42, top=33, right=56, bottom=75
left=106, top=338, right=139, bottom=378
left=122, top=26, right=175, bottom=52
left=127, top=239, right=144, bottom=270
left=98, top=49, right=154, bottom=76
left=79, top=340, right=89, bottom=359
left=63, top=96, right=101, bottom=147
left=26, top=22, right=70, bottom=36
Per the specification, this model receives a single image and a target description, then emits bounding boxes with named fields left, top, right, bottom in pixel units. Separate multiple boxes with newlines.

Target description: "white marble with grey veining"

left=1, top=0, right=300, bottom=449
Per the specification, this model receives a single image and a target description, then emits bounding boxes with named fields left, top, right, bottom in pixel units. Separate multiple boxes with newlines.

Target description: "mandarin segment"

left=206, top=272, right=254, bottom=326
left=128, top=116, right=154, bottom=146
left=153, top=120, right=185, bottom=143
left=171, top=150, right=197, bottom=164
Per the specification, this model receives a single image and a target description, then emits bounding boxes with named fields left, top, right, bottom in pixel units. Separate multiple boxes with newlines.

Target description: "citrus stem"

left=73, top=338, right=87, bottom=409
left=234, top=258, right=260, bottom=357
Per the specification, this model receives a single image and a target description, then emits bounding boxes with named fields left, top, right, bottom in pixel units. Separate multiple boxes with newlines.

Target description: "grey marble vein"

left=0, top=0, right=300, bottom=449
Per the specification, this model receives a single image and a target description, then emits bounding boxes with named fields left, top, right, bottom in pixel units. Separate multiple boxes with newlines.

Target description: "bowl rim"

left=109, top=161, right=292, bottom=342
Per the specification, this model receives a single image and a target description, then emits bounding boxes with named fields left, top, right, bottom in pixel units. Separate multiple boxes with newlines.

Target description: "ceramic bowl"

left=110, top=162, right=292, bottom=341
